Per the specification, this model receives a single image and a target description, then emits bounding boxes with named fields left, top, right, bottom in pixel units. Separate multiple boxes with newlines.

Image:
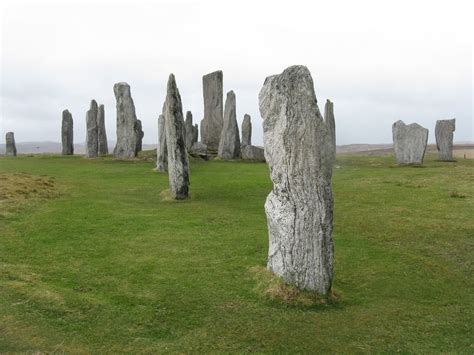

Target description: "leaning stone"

left=241, top=114, right=252, bottom=146
left=85, top=100, right=99, bottom=158
left=392, top=120, right=428, bottom=164
left=61, top=109, right=74, bottom=155
left=135, top=119, right=144, bottom=154
left=5, top=132, right=17, bottom=156
left=164, top=74, right=190, bottom=199
left=97, top=104, right=108, bottom=155
left=218, top=90, right=241, bottom=159
left=113, top=82, right=140, bottom=159
left=241, top=145, right=265, bottom=161
left=184, top=111, right=194, bottom=151
left=435, top=119, right=456, bottom=161
left=324, top=99, right=336, bottom=161
left=156, top=114, right=168, bottom=172
left=201, top=70, right=223, bottom=150
left=259, top=65, right=334, bottom=294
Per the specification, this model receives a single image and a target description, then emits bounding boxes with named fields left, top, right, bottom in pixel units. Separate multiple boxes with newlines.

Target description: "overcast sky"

left=1, top=0, right=472, bottom=146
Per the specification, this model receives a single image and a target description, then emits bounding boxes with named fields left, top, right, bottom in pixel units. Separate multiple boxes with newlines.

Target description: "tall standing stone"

left=184, top=111, right=194, bottom=151
left=85, top=100, right=99, bottom=158
left=192, top=124, right=199, bottom=145
left=97, top=104, right=108, bottom=155
left=218, top=91, right=241, bottom=159
left=5, top=132, right=17, bottom=156
left=259, top=65, right=334, bottom=294
left=324, top=99, right=336, bottom=161
left=61, top=109, right=74, bottom=155
left=156, top=114, right=168, bottom=172
left=113, top=82, right=140, bottom=159
left=241, top=114, right=252, bottom=146
left=135, top=119, right=144, bottom=154
left=392, top=120, right=428, bottom=165
left=201, top=70, right=223, bottom=150
left=164, top=74, right=189, bottom=199
left=435, top=119, right=456, bottom=161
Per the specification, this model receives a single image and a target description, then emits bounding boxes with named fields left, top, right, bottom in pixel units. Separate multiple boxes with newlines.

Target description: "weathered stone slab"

left=189, top=141, right=208, bottom=160
left=259, top=65, right=334, bottom=294
left=201, top=70, right=223, bottom=150
left=184, top=111, right=194, bottom=151
left=392, top=120, right=428, bottom=164
left=241, top=114, right=252, bottom=146
left=241, top=145, right=265, bottom=161
left=435, top=119, right=456, bottom=161
left=5, top=132, right=17, bottom=156
left=192, top=124, right=199, bottom=146
left=97, top=104, right=108, bottom=155
left=61, top=109, right=74, bottom=155
left=156, top=114, right=168, bottom=172
left=135, top=119, right=144, bottom=154
left=324, top=99, right=336, bottom=161
left=164, top=74, right=190, bottom=199
left=85, top=100, right=99, bottom=158
left=218, top=90, right=241, bottom=159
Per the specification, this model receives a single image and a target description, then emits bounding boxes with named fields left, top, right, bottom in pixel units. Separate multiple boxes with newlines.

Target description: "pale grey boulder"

left=201, top=70, right=223, bottom=150
left=241, top=145, right=265, bottom=161
left=218, top=90, right=241, bottom=159
left=156, top=114, right=168, bottom=172
left=113, top=82, right=140, bottom=159
left=259, top=65, right=334, bottom=294
left=61, top=109, right=74, bottom=155
left=435, top=119, right=456, bottom=161
left=135, top=119, right=144, bottom=154
left=97, top=104, right=108, bottom=155
left=85, top=100, right=99, bottom=158
left=189, top=141, right=208, bottom=160
left=5, top=132, right=17, bottom=156
left=184, top=111, right=194, bottom=151
left=164, top=74, right=190, bottom=199
left=241, top=114, right=252, bottom=146
left=392, top=120, right=428, bottom=164
left=324, top=99, right=336, bottom=161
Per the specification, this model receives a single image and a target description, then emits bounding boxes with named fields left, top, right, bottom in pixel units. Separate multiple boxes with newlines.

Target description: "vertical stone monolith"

left=392, top=120, right=429, bottom=164
left=201, top=70, right=223, bottom=150
left=135, top=119, right=144, bottom=155
left=259, top=65, right=334, bottom=294
left=218, top=90, right=241, bottom=159
left=324, top=99, right=336, bottom=161
left=241, top=114, right=252, bottom=146
left=85, top=100, right=99, bottom=158
left=97, top=104, right=108, bottom=155
left=192, top=124, right=199, bottom=145
left=156, top=114, right=168, bottom=172
left=5, top=132, right=17, bottom=156
left=61, top=109, right=74, bottom=155
left=184, top=111, right=194, bottom=151
left=435, top=119, right=456, bottom=161
left=164, top=74, right=189, bottom=199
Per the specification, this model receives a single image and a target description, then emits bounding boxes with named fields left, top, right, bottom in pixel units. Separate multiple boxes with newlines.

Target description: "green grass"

left=0, top=153, right=473, bottom=353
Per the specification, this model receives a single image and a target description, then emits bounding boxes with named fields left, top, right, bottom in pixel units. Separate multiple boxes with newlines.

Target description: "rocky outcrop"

left=97, top=104, right=108, bottom=155
left=259, top=65, right=334, bottom=294
left=241, top=145, right=265, bottom=161
left=218, top=91, right=241, bottom=159
left=85, top=100, right=99, bottom=158
left=61, top=109, right=74, bottom=155
left=113, top=82, right=140, bottom=159
left=135, top=119, right=144, bottom=154
left=392, top=120, right=428, bottom=164
left=184, top=111, right=194, bottom=151
left=324, top=99, right=336, bottom=161
left=435, top=119, right=456, bottom=161
left=5, top=132, right=17, bottom=156
left=201, top=70, right=223, bottom=150
left=241, top=114, right=252, bottom=146
left=156, top=114, right=168, bottom=172
left=164, top=74, right=190, bottom=199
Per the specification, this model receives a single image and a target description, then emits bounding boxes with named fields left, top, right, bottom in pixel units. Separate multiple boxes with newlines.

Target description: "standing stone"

left=156, top=114, right=168, bottom=172
left=135, top=119, right=144, bottom=154
left=241, top=114, right=252, bottom=146
left=218, top=91, right=241, bottom=159
left=435, top=119, right=456, bottom=161
left=85, top=100, right=99, bottom=158
left=97, top=104, right=108, bottom=155
left=392, top=120, right=429, bottom=164
left=324, top=99, right=336, bottom=161
left=201, top=70, right=223, bottom=150
left=241, top=145, right=265, bottom=161
left=113, top=82, right=140, bottom=159
left=61, top=109, right=74, bottom=155
left=192, top=124, right=199, bottom=145
left=5, top=132, right=17, bottom=156
left=164, top=74, right=189, bottom=199
left=259, top=65, right=334, bottom=294
left=184, top=111, right=194, bottom=151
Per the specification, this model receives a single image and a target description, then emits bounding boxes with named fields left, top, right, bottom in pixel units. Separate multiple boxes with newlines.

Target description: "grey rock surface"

left=259, top=65, right=334, bottom=294
left=189, top=141, right=208, bottom=160
left=218, top=90, right=241, bottom=159
left=113, top=82, right=140, bottom=159
left=164, top=74, right=190, bottom=199
left=392, top=120, right=428, bottom=164
left=184, top=111, right=194, bottom=151
left=435, top=119, right=456, bottom=161
left=324, top=99, right=336, bottom=161
left=201, top=70, right=223, bottom=150
left=192, top=124, right=199, bottom=146
left=5, top=132, right=17, bottom=156
left=241, top=145, right=265, bottom=161
left=61, top=109, right=74, bottom=155
left=156, top=114, right=168, bottom=172
left=241, top=114, right=252, bottom=146
left=85, top=100, right=99, bottom=158
left=97, top=104, right=108, bottom=155
left=135, top=119, right=144, bottom=154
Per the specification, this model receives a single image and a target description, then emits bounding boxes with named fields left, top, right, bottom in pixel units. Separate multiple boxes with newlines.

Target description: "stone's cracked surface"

left=218, top=91, right=241, bottom=159
left=156, top=114, right=168, bottom=172
left=164, top=74, right=190, bottom=199
left=259, top=65, right=334, bottom=294
left=184, top=111, right=195, bottom=151
left=201, top=70, right=223, bottom=150
left=435, top=119, right=456, bottom=161
left=61, top=109, right=74, bottom=155
left=85, top=100, right=99, bottom=158
left=97, top=104, right=108, bottom=156
left=135, top=119, right=144, bottom=155
left=392, top=120, right=428, bottom=164
left=241, top=114, right=252, bottom=146
left=113, top=82, right=140, bottom=159
left=324, top=100, right=336, bottom=162
left=5, top=132, right=17, bottom=156
left=241, top=145, right=265, bottom=161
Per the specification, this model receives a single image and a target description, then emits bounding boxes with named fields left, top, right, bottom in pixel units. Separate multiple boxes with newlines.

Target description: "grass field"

left=0, top=153, right=473, bottom=353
